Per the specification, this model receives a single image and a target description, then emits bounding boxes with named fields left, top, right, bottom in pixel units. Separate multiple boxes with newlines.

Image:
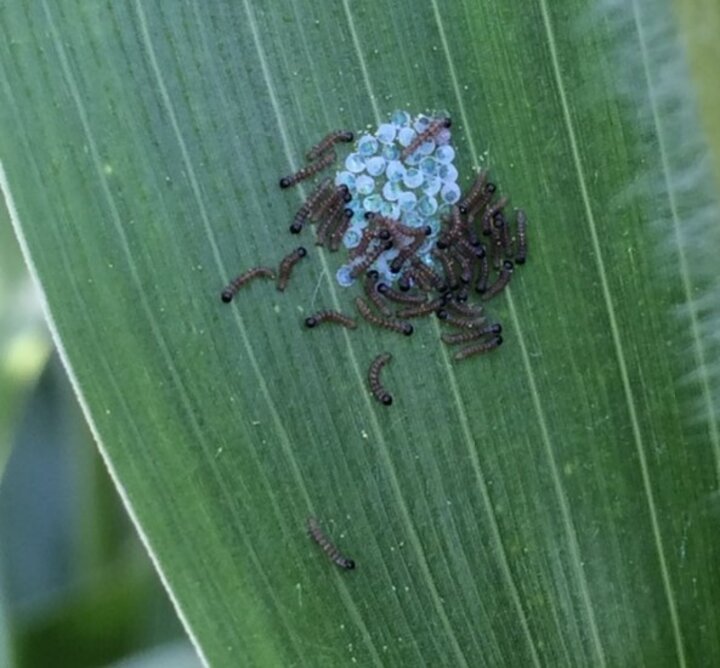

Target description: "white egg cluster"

left=335, top=111, right=461, bottom=287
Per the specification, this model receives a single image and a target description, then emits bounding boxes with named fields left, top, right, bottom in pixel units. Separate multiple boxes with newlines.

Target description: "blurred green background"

left=0, top=1, right=717, bottom=666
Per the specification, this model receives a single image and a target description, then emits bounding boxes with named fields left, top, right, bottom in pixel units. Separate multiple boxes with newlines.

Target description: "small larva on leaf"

left=221, top=266, right=275, bottom=303
left=368, top=352, right=393, bottom=405
left=279, top=151, right=336, bottom=189
left=304, top=310, right=357, bottom=329
left=453, top=335, right=503, bottom=361
left=276, top=247, right=308, bottom=291
left=355, top=297, right=413, bottom=336
left=307, top=517, right=356, bottom=570
left=306, top=130, right=354, bottom=162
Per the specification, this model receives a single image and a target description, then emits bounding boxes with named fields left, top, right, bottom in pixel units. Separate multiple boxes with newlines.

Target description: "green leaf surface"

left=2, top=1, right=719, bottom=665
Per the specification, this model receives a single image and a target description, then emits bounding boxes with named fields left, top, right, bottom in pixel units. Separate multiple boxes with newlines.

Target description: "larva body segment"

left=276, top=247, right=308, bottom=291
left=279, top=150, right=336, bottom=189
left=453, top=335, right=503, bottom=361
left=368, top=352, right=393, bottom=405
left=307, top=518, right=356, bottom=570
left=304, top=310, right=357, bottom=329
left=355, top=297, right=413, bottom=336
left=221, top=266, right=275, bottom=303
left=306, top=130, right=354, bottom=161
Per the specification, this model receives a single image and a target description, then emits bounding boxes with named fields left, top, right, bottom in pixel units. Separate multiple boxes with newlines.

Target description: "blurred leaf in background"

left=0, top=355, right=198, bottom=668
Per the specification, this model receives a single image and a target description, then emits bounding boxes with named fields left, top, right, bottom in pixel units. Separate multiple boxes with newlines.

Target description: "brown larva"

left=432, top=249, right=460, bottom=290
left=315, top=196, right=347, bottom=247
left=276, top=247, right=308, bottom=291
left=364, top=271, right=393, bottom=316
left=490, top=213, right=506, bottom=269
left=396, top=295, right=446, bottom=319
left=279, top=151, right=336, bottom=189
left=289, top=178, right=332, bottom=234
left=401, top=116, right=451, bottom=159
left=220, top=266, right=275, bottom=303
left=475, top=249, right=490, bottom=294
left=453, top=335, right=503, bottom=361
left=515, top=209, right=528, bottom=264
left=368, top=352, right=393, bottom=406
left=304, top=310, right=357, bottom=329
left=458, top=170, right=488, bottom=214
left=436, top=309, right=487, bottom=329
left=328, top=209, right=354, bottom=251
left=441, top=323, right=502, bottom=345
left=355, top=297, right=414, bottom=336
left=305, top=130, right=354, bottom=162
left=377, top=282, right=428, bottom=305
left=307, top=517, right=355, bottom=570
left=481, top=260, right=514, bottom=301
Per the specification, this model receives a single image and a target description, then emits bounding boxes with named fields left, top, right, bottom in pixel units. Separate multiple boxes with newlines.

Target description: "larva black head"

left=442, top=117, right=452, bottom=128
left=485, top=183, right=496, bottom=194
left=289, top=222, right=302, bottom=234
left=475, top=244, right=486, bottom=257
left=436, top=309, right=449, bottom=320
left=367, top=269, right=379, bottom=280
left=377, top=282, right=389, bottom=294
left=503, top=260, right=514, bottom=272
left=339, top=184, right=349, bottom=196
left=383, top=240, right=394, bottom=250
left=297, top=246, right=308, bottom=257
left=494, top=335, right=503, bottom=346
left=456, top=288, right=468, bottom=302
left=344, top=208, right=354, bottom=219
left=436, top=238, right=449, bottom=250
left=378, top=229, right=391, bottom=241
left=279, top=177, right=292, bottom=189
left=344, top=558, right=356, bottom=569
left=458, top=204, right=469, bottom=215
left=389, top=262, right=402, bottom=274
left=424, top=226, right=433, bottom=236
left=397, top=275, right=411, bottom=291
left=340, top=131, right=354, bottom=142
left=489, top=323, right=502, bottom=334
left=515, top=256, right=526, bottom=265
left=381, top=393, right=393, bottom=406
left=437, top=282, right=449, bottom=293
left=402, top=323, right=414, bottom=336
left=342, top=191, right=353, bottom=204
left=221, top=290, right=233, bottom=303
left=305, top=316, right=318, bottom=328
left=364, top=211, right=375, bottom=220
